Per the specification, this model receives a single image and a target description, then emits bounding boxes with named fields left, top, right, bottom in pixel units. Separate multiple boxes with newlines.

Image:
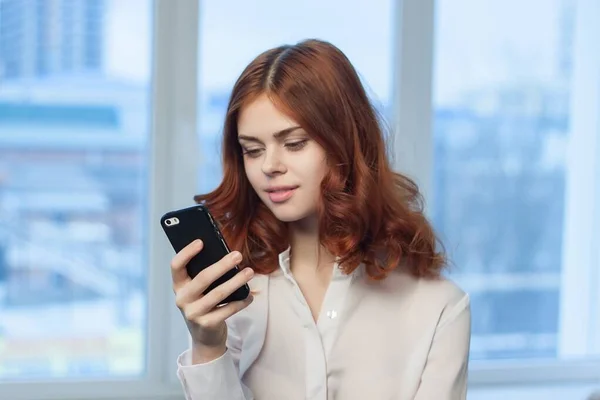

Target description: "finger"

left=175, top=250, right=244, bottom=308
left=171, top=239, right=203, bottom=292
left=184, top=267, right=254, bottom=318
left=179, top=250, right=243, bottom=302
left=186, top=295, right=254, bottom=329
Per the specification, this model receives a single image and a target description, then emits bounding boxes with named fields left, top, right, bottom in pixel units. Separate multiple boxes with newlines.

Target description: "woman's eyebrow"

left=238, top=126, right=303, bottom=142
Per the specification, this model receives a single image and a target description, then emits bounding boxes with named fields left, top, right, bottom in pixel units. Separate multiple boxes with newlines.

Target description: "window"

left=432, top=0, right=600, bottom=369
left=2, top=0, right=599, bottom=398
left=393, top=0, right=600, bottom=396
left=196, top=0, right=395, bottom=194
left=0, top=0, right=151, bottom=380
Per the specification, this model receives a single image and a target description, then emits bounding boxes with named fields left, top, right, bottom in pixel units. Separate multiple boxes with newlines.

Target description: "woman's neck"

left=288, top=215, right=336, bottom=273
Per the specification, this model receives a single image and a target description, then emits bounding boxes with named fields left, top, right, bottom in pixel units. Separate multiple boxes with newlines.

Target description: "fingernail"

left=194, top=239, right=203, bottom=248
left=244, top=268, right=254, bottom=277
left=231, top=251, right=242, bottom=263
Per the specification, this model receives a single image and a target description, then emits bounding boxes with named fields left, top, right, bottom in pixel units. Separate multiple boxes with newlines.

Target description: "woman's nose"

left=261, top=148, right=286, bottom=175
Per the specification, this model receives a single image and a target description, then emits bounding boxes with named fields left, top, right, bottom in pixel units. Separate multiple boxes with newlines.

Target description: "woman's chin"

left=271, top=208, right=318, bottom=228
left=271, top=209, right=306, bottom=223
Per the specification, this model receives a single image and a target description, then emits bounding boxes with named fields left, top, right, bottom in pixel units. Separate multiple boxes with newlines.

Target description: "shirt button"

left=326, top=310, right=338, bottom=319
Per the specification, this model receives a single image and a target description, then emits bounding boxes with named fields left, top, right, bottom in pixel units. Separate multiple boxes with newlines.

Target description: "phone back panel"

left=160, top=205, right=249, bottom=303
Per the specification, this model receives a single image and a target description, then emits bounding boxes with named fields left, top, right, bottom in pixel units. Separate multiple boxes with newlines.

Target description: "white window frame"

left=2, top=0, right=599, bottom=399
left=394, top=0, right=600, bottom=397
left=0, top=0, right=197, bottom=399
left=558, top=0, right=600, bottom=360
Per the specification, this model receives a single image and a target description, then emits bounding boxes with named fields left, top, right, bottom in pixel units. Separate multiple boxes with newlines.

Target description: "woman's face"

left=237, top=94, right=327, bottom=223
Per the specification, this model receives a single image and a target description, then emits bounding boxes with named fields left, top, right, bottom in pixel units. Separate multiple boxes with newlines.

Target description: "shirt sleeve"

left=414, top=292, right=471, bottom=400
left=176, top=319, right=254, bottom=400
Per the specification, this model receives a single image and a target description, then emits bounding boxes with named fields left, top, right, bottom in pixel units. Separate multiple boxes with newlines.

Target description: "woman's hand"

left=171, top=239, right=254, bottom=363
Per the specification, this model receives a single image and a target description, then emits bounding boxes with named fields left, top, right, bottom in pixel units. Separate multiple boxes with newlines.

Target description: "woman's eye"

left=285, top=140, right=308, bottom=151
left=243, top=148, right=262, bottom=158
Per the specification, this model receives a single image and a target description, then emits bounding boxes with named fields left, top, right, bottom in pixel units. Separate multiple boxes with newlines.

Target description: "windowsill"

left=468, top=359, right=600, bottom=399
left=7, top=383, right=597, bottom=400
left=469, top=383, right=600, bottom=400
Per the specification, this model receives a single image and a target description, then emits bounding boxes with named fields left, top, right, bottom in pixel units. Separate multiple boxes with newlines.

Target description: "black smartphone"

left=160, top=204, right=250, bottom=305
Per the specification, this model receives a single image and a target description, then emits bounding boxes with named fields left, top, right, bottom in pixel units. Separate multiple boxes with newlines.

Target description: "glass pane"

left=197, top=0, right=394, bottom=193
left=0, top=0, right=152, bottom=379
left=432, top=0, right=579, bottom=360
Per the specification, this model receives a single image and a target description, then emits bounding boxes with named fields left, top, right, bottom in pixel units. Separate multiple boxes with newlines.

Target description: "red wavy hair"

left=195, top=39, right=446, bottom=280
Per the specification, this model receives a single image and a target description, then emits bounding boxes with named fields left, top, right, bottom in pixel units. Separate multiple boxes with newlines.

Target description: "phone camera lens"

left=165, top=219, right=172, bottom=226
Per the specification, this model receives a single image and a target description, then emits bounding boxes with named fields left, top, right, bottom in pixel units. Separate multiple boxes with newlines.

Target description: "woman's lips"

left=266, top=186, right=298, bottom=203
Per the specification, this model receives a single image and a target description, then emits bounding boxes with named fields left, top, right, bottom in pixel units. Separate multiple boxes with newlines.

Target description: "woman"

left=172, top=39, right=471, bottom=400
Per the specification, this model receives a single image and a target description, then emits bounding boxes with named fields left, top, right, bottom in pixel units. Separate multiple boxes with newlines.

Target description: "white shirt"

left=177, top=248, right=471, bottom=400
left=242, top=249, right=357, bottom=400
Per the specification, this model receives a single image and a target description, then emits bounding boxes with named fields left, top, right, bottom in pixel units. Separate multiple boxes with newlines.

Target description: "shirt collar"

left=277, top=246, right=362, bottom=280
left=278, top=247, right=293, bottom=278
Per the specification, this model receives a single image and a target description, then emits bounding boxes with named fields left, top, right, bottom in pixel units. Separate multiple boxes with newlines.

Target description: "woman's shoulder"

left=366, top=270, right=470, bottom=334
left=381, top=269, right=469, bottom=312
